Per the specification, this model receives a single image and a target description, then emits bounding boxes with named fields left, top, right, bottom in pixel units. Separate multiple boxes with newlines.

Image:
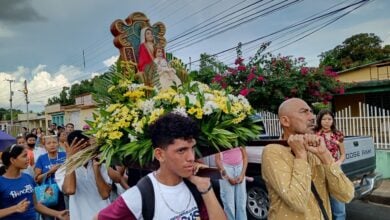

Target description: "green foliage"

left=0, top=108, right=23, bottom=120
left=190, top=53, right=227, bottom=85
left=192, top=43, right=345, bottom=113
left=319, top=33, right=390, bottom=71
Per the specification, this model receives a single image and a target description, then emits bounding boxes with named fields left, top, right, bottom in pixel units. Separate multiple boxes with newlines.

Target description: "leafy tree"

left=192, top=43, right=345, bottom=113
left=319, top=33, right=390, bottom=71
left=190, top=53, right=227, bottom=85
left=0, top=108, right=23, bottom=120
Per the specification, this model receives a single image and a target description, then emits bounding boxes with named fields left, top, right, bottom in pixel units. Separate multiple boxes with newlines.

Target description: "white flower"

left=203, top=101, right=218, bottom=115
left=128, top=133, right=138, bottom=142
left=128, top=84, right=142, bottom=91
left=186, top=93, right=197, bottom=105
left=204, top=93, right=214, bottom=101
left=237, top=95, right=250, bottom=106
left=228, top=94, right=238, bottom=103
left=172, top=107, right=188, bottom=117
left=141, top=99, right=155, bottom=115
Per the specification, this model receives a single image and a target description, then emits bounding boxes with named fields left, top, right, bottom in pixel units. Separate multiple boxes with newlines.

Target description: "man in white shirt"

left=55, top=130, right=111, bottom=220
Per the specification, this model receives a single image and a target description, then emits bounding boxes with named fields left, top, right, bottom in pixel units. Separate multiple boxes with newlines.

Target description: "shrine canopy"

left=0, top=131, right=16, bottom=151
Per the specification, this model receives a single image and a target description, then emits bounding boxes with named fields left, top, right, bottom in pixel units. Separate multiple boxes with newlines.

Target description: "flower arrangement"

left=83, top=62, right=261, bottom=167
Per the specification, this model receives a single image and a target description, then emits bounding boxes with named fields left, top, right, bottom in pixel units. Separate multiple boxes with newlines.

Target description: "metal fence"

left=335, top=102, right=390, bottom=150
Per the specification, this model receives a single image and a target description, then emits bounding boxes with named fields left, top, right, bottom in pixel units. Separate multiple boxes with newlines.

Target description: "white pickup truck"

left=202, top=136, right=383, bottom=220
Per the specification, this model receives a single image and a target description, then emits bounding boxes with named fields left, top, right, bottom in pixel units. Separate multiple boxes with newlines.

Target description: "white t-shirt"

left=55, top=161, right=111, bottom=220
left=121, top=173, right=199, bottom=219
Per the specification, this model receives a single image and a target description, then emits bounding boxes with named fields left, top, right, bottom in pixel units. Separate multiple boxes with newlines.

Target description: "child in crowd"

left=16, top=136, right=35, bottom=177
left=0, top=145, right=69, bottom=220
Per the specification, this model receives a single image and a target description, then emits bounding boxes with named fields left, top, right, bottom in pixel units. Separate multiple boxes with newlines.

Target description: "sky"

left=0, top=0, right=389, bottom=113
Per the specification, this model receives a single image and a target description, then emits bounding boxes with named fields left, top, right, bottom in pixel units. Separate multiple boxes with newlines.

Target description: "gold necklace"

left=153, top=172, right=192, bottom=214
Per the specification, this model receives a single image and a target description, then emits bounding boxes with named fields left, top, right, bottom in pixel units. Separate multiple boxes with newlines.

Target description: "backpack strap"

left=183, top=179, right=210, bottom=219
left=136, top=176, right=154, bottom=220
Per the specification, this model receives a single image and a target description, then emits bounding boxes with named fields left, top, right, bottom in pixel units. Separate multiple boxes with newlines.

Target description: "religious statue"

left=138, top=27, right=156, bottom=72
left=153, top=45, right=181, bottom=90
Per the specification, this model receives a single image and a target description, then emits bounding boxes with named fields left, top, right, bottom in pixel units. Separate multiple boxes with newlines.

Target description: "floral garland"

left=84, top=63, right=261, bottom=167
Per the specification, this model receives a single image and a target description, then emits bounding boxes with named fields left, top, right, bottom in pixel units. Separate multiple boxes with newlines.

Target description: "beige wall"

left=337, top=64, right=390, bottom=83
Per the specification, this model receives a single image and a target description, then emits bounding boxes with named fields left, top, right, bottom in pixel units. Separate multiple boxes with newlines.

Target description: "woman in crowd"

left=215, top=147, right=248, bottom=220
left=34, top=135, right=67, bottom=220
left=315, top=109, right=346, bottom=220
left=57, top=131, right=68, bottom=152
left=0, top=145, right=68, bottom=220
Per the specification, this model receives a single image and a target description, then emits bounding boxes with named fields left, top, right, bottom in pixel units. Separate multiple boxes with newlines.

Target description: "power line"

left=169, top=0, right=303, bottom=52
left=187, top=0, right=370, bottom=66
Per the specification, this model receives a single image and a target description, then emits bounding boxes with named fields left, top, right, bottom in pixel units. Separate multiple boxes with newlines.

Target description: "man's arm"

left=261, top=143, right=312, bottom=213
left=61, top=137, right=89, bottom=195
left=93, top=160, right=112, bottom=200
left=306, top=135, right=354, bottom=202
left=187, top=175, right=226, bottom=220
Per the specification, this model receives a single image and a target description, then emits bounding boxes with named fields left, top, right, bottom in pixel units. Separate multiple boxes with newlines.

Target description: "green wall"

left=376, top=150, right=390, bottom=178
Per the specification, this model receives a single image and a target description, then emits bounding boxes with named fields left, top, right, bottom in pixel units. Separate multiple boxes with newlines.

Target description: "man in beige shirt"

left=262, top=98, right=354, bottom=220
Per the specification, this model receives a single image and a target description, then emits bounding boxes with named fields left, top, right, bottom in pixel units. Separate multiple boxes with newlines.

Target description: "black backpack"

left=136, top=176, right=205, bottom=220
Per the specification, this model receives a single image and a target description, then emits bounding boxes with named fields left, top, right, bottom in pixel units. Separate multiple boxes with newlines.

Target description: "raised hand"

left=13, top=198, right=30, bottom=213
left=287, top=134, right=307, bottom=160
left=305, top=135, right=333, bottom=165
left=65, top=137, right=89, bottom=156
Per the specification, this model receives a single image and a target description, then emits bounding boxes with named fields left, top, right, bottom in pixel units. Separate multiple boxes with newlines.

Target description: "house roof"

left=343, top=79, right=390, bottom=94
left=337, top=58, right=390, bottom=75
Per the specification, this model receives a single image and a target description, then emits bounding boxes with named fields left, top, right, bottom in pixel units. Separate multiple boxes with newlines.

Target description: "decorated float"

left=65, top=12, right=261, bottom=172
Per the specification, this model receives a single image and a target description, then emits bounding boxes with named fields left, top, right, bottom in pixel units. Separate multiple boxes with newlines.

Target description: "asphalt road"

left=346, top=200, right=390, bottom=220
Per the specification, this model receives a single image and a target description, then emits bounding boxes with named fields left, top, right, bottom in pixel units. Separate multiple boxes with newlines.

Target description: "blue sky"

left=0, top=0, right=389, bottom=112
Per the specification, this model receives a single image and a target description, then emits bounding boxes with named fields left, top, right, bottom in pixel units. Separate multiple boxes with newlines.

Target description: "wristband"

left=199, top=183, right=212, bottom=195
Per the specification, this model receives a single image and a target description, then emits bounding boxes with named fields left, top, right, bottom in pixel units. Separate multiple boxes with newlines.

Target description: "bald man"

left=261, top=98, right=354, bottom=220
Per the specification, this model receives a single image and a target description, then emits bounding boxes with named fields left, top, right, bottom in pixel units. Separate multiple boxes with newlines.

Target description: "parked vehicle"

left=202, top=136, right=383, bottom=220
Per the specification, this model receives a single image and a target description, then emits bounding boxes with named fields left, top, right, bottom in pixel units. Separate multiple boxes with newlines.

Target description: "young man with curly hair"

left=95, top=113, right=226, bottom=220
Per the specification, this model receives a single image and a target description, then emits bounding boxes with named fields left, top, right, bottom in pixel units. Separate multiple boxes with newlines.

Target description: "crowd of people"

left=0, top=98, right=353, bottom=220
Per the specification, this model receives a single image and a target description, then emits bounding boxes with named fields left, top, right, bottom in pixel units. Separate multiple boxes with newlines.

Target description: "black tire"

left=246, top=179, right=269, bottom=220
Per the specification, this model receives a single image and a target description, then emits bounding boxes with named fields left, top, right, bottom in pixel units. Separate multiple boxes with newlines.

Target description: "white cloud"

left=0, top=65, right=75, bottom=112
left=91, top=72, right=102, bottom=78
left=54, top=65, right=85, bottom=83
left=0, top=23, right=14, bottom=38
left=103, top=55, right=119, bottom=67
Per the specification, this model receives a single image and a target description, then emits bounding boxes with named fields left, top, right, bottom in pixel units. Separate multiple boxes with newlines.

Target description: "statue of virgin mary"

left=138, top=27, right=155, bottom=72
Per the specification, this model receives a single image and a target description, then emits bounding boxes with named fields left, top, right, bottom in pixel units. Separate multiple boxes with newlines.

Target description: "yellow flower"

left=187, top=107, right=203, bottom=119
left=107, top=104, right=122, bottom=113
left=108, top=131, right=123, bottom=140
left=108, top=86, right=116, bottom=93
left=124, top=90, right=145, bottom=100
left=232, top=113, right=247, bottom=124
left=149, top=108, right=165, bottom=124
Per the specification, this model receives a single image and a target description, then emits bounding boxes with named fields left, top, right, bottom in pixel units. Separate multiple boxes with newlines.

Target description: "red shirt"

left=317, top=130, right=344, bottom=160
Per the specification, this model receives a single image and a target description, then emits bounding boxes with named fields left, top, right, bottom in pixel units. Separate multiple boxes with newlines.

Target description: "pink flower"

left=257, top=76, right=264, bottom=82
left=212, top=74, right=224, bottom=83
left=300, top=67, right=309, bottom=75
left=247, top=73, right=256, bottom=82
left=239, top=88, right=254, bottom=97
left=339, top=87, right=345, bottom=94
left=235, top=57, right=244, bottom=65
left=237, top=65, right=246, bottom=72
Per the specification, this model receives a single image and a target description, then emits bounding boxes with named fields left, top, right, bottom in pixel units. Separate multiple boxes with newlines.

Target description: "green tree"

left=190, top=53, right=227, bottom=85
left=319, top=33, right=390, bottom=71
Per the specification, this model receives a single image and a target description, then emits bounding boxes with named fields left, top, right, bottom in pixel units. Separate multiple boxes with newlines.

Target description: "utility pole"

left=5, top=79, right=15, bottom=126
left=22, top=80, right=29, bottom=130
